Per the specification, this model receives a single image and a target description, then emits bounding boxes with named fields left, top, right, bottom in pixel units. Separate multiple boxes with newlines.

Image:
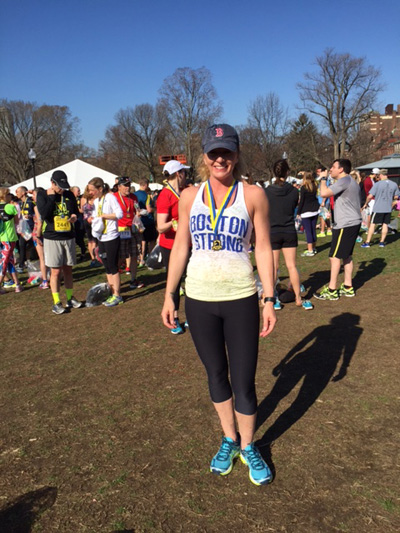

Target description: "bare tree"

left=158, top=67, right=222, bottom=169
left=297, top=49, right=384, bottom=159
left=242, top=92, right=290, bottom=180
left=100, top=103, right=165, bottom=181
left=0, top=100, right=82, bottom=185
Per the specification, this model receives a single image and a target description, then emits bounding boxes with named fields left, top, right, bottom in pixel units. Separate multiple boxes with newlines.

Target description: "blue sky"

left=1, top=0, right=399, bottom=150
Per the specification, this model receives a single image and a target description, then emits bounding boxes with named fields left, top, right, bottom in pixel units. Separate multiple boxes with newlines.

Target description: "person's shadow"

left=0, top=486, right=57, bottom=533
left=256, top=313, right=362, bottom=457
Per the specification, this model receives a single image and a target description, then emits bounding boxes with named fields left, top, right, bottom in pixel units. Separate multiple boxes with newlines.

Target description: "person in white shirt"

left=88, top=178, right=124, bottom=307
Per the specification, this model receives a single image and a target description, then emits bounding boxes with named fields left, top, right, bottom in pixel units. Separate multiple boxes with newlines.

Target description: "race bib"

left=118, top=227, right=132, bottom=240
left=54, top=215, right=71, bottom=232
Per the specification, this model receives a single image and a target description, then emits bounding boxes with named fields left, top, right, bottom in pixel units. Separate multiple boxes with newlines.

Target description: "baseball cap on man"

left=202, top=124, right=240, bottom=153
left=118, top=176, right=131, bottom=185
left=51, top=170, right=70, bottom=189
left=372, top=167, right=380, bottom=175
left=163, top=160, right=189, bottom=176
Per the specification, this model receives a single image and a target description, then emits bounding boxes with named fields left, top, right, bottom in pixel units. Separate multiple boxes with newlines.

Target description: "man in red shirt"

left=114, top=177, right=144, bottom=289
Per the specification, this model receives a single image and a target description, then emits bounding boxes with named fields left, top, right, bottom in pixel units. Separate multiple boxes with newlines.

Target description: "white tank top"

left=185, top=180, right=256, bottom=301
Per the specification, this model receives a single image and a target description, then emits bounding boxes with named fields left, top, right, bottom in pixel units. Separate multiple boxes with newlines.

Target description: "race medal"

left=54, top=215, right=71, bottom=232
left=212, top=239, right=222, bottom=251
left=206, top=180, right=238, bottom=252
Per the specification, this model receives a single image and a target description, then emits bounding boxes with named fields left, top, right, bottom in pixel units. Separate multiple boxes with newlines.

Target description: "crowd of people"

left=1, top=123, right=399, bottom=487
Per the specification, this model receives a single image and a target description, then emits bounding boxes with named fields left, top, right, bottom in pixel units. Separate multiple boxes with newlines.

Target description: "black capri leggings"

left=185, top=293, right=260, bottom=415
left=98, top=237, right=120, bottom=275
left=160, top=246, right=181, bottom=311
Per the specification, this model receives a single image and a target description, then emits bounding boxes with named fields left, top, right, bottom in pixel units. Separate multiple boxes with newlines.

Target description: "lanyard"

left=118, top=192, right=130, bottom=213
left=206, top=180, right=237, bottom=236
left=165, top=183, right=180, bottom=200
left=97, top=196, right=105, bottom=216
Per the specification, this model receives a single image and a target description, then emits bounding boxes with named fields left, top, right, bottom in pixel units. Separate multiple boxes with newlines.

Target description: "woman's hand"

left=260, top=303, right=276, bottom=338
left=161, top=294, right=176, bottom=329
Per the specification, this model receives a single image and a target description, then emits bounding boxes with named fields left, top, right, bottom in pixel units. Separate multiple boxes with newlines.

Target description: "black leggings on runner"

left=98, top=237, right=120, bottom=275
left=160, top=246, right=181, bottom=311
left=185, top=293, right=260, bottom=415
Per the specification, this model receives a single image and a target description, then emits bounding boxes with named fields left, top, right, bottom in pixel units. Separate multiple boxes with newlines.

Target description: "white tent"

left=9, top=159, right=119, bottom=193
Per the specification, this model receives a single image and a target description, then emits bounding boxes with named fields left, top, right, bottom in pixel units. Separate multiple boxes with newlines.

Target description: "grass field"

left=1, top=228, right=399, bottom=533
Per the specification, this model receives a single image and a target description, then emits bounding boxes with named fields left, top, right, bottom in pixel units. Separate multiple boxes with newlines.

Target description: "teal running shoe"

left=240, top=443, right=272, bottom=486
left=171, top=319, right=183, bottom=335
left=210, top=436, right=240, bottom=476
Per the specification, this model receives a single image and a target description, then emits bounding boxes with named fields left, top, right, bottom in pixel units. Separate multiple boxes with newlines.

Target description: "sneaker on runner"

left=240, top=443, right=272, bottom=486
left=361, top=242, right=371, bottom=248
left=129, top=279, right=145, bottom=289
left=52, top=302, right=66, bottom=315
left=273, top=299, right=282, bottom=311
left=210, top=436, right=240, bottom=476
left=3, top=280, right=16, bottom=288
left=326, top=230, right=332, bottom=236
left=179, top=286, right=185, bottom=296
left=171, top=319, right=183, bottom=335
left=379, top=242, right=386, bottom=248
left=301, top=250, right=315, bottom=257
left=317, top=232, right=326, bottom=238
left=184, top=320, right=189, bottom=329
left=103, top=295, right=123, bottom=307
left=39, top=280, right=50, bottom=290
left=16, top=266, right=25, bottom=273
left=66, top=296, right=83, bottom=309
left=301, top=299, right=313, bottom=310
left=313, top=286, right=339, bottom=301
left=300, top=284, right=306, bottom=293
left=15, top=284, right=23, bottom=293
left=338, top=283, right=355, bottom=297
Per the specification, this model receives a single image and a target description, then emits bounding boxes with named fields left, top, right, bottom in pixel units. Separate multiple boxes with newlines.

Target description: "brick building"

left=366, top=104, right=400, bottom=159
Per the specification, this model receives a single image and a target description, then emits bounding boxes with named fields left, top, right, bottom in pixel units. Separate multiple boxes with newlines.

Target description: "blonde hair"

left=196, top=153, right=245, bottom=182
left=350, top=170, right=360, bottom=183
left=0, top=187, right=10, bottom=202
left=302, top=171, right=317, bottom=194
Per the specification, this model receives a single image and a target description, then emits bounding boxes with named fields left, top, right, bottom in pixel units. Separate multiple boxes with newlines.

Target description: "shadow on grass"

left=255, top=313, right=362, bottom=468
left=353, top=257, right=386, bottom=290
left=0, top=486, right=57, bottom=533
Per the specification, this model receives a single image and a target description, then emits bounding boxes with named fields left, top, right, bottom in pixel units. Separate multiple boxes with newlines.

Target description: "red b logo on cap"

left=215, top=127, right=223, bottom=137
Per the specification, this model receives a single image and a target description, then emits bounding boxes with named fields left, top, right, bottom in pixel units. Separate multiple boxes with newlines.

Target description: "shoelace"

left=216, top=439, right=236, bottom=461
left=243, top=446, right=265, bottom=470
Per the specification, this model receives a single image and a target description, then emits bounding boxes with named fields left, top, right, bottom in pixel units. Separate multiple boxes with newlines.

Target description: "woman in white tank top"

left=161, top=124, right=277, bottom=486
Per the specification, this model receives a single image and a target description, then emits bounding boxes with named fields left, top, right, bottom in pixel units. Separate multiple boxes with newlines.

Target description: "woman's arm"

left=100, top=194, right=123, bottom=221
left=157, top=212, right=175, bottom=234
left=246, top=185, right=276, bottom=338
left=161, top=188, right=196, bottom=329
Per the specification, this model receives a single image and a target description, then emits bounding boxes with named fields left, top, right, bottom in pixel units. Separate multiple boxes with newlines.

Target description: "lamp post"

left=28, top=148, right=37, bottom=189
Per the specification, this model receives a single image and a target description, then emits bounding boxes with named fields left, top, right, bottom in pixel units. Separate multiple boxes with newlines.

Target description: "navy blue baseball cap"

left=202, top=124, right=240, bottom=153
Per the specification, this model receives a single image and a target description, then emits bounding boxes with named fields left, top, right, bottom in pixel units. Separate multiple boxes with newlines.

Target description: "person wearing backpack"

left=0, top=188, right=23, bottom=294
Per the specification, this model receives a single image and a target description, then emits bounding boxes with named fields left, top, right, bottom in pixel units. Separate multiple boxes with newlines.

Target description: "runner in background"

left=71, top=186, right=86, bottom=262
left=36, top=171, right=83, bottom=314
left=114, top=177, right=144, bottom=290
left=135, top=178, right=158, bottom=267
left=31, top=188, right=49, bottom=289
left=0, top=187, right=23, bottom=294
left=81, top=186, right=99, bottom=267
left=157, top=160, right=189, bottom=334
left=88, top=177, right=124, bottom=307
